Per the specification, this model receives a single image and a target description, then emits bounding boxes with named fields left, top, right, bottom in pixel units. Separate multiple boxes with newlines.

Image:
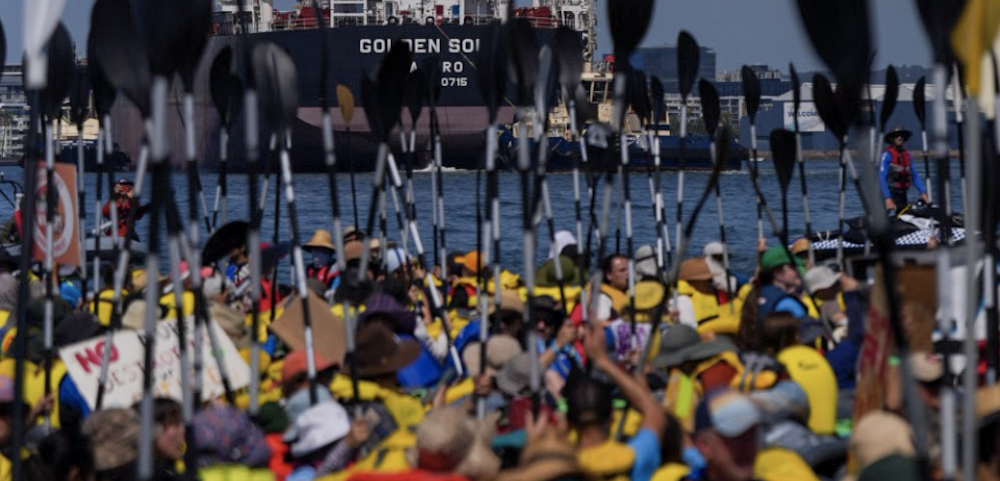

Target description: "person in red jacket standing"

left=102, top=178, right=147, bottom=240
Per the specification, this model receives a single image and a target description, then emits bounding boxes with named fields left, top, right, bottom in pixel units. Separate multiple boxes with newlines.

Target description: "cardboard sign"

left=270, top=292, right=346, bottom=366
left=59, top=317, right=251, bottom=410
left=852, top=265, right=893, bottom=423
left=32, top=162, right=80, bottom=266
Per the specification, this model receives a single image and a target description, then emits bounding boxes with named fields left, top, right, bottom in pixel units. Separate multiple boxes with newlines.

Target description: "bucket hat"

left=355, top=324, right=421, bottom=378
left=651, top=324, right=736, bottom=369
left=303, top=229, right=336, bottom=252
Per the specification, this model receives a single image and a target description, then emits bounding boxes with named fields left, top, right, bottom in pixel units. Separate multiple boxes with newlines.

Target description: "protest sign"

left=32, top=161, right=80, bottom=266
left=60, top=317, right=250, bottom=409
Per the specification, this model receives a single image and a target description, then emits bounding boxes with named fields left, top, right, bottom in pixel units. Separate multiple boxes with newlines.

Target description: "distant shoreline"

left=756, top=150, right=962, bottom=161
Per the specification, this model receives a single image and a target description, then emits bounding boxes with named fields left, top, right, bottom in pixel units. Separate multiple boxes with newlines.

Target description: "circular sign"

left=34, top=166, right=76, bottom=260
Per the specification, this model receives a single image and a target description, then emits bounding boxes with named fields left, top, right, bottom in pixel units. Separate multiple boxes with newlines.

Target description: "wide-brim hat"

left=884, top=127, right=912, bottom=144
left=493, top=430, right=586, bottom=481
left=303, top=229, right=336, bottom=252
left=355, top=324, right=421, bottom=378
left=679, top=258, right=714, bottom=281
left=495, top=352, right=532, bottom=397
left=652, top=324, right=736, bottom=369
left=358, top=292, right=418, bottom=333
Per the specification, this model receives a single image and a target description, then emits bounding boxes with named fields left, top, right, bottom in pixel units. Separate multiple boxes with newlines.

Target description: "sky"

left=0, top=0, right=932, bottom=73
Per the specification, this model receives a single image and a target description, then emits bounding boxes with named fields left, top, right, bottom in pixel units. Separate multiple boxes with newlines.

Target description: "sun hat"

left=281, top=350, right=337, bottom=384
left=283, top=387, right=335, bottom=443
left=487, top=289, right=525, bottom=315
left=355, top=324, right=421, bottom=378
left=760, top=246, right=804, bottom=271
left=909, top=351, right=944, bottom=383
left=651, top=324, right=736, bottom=369
left=883, top=126, right=912, bottom=144
left=115, top=178, right=133, bottom=185
left=849, top=411, right=914, bottom=469
left=289, top=401, right=352, bottom=457
left=462, top=334, right=523, bottom=376
left=357, top=292, right=418, bottom=334
left=83, top=408, right=140, bottom=471
left=679, top=258, right=713, bottom=281
left=749, top=380, right=811, bottom=423
left=549, top=230, right=578, bottom=259
left=635, top=245, right=658, bottom=279
left=495, top=352, right=533, bottom=397
left=804, top=266, right=839, bottom=292
left=455, top=419, right=501, bottom=480
left=54, top=312, right=101, bottom=348
left=384, top=247, right=408, bottom=275
left=303, top=229, right=336, bottom=252
left=413, top=407, right=476, bottom=471
left=694, top=389, right=762, bottom=437
left=462, top=250, right=483, bottom=274
left=493, top=430, right=585, bottom=481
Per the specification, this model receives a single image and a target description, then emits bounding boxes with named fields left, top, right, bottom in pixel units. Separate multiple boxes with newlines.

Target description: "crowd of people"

left=0, top=222, right=997, bottom=481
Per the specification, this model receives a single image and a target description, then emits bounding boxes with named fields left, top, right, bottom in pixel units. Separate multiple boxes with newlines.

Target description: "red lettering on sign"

left=72, top=343, right=118, bottom=374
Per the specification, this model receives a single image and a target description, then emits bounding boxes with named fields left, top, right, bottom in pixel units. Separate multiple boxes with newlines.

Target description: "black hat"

left=884, top=127, right=912, bottom=144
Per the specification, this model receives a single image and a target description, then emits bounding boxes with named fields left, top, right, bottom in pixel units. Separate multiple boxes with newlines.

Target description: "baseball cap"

left=694, top=389, right=762, bottom=437
left=790, top=237, right=810, bottom=255
left=384, top=247, right=408, bottom=275
left=760, top=247, right=804, bottom=271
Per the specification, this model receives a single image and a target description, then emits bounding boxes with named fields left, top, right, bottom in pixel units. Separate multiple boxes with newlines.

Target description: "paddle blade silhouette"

left=507, top=18, right=539, bottom=107
left=812, top=74, right=847, bottom=142
left=477, top=21, right=507, bottom=123
left=336, top=84, right=355, bottom=125
left=698, top=79, right=721, bottom=140
left=628, top=69, right=651, bottom=125
left=771, top=129, right=797, bottom=195
left=677, top=31, right=700, bottom=99
left=23, top=0, right=67, bottom=89
left=375, top=41, right=412, bottom=140
left=795, top=0, right=871, bottom=113
left=69, top=65, right=91, bottom=127
left=915, top=0, right=967, bottom=64
left=608, top=0, right=654, bottom=60
left=253, top=42, right=300, bottom=136
left=422, top=55, right=442, bottom=108
left=555, top=26, right=584, bottom=103
left=880, top=65, right=899, bottom=132
left=179, top=0, right=214, bottom=92
left=0, top=20, right=5, bottom=79
left=650, top=76, right=665, bottom=124
left=210, top=47, right=243, bottom=130
left=138, top=0, right=188, bottom=78
left=90, top=0, right=151, bottom=117
left=39, top=23, right=75, bottom=120
left=405, top=69, right=426, bottom=126
left=913, top=76, right=927, bottom=129
left=741, top=65, right=761, bottom=123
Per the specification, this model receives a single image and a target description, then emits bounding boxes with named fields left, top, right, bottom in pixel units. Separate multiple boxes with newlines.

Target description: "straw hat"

left=303, top=229, right=335, bottom=252
left=791, top=237, right=811, bottom=255
left=487, top=289, right=525, bottom=315
left=83, top=408, right=141, bottom=471
left=679, top=258, right=713, bottom=281
left=494, top=430, right=588, bottom=481
left=849, top=411, right=914, bottom=469
left=462, top=334, right=524, bottom=376
left=410, top=407, right=476, bottom=471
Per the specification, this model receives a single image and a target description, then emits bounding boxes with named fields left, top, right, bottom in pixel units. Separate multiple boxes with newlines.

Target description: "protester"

left=304, top=229, right=338, bottom=289
left=593, top=254, right=628, bottom=321
left=101, top=179, right=147, bottom=240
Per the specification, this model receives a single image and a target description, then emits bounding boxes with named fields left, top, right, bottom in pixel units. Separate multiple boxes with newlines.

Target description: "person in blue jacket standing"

left=880, top=127, right=929, bottom=212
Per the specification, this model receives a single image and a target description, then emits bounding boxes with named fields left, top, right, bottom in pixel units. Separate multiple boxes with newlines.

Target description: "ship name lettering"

left=359, top=38, right=441, bottom=54
left=441, top=61, right=464, bottom=73
left=448, top=38, right=480, bottom=54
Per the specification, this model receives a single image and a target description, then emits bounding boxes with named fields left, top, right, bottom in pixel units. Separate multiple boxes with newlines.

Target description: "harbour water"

left=0, top=158, right=964, bottom=278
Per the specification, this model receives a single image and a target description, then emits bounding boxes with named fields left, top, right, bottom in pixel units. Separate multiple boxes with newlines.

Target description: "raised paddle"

left=811, top=74, right=850, bottom=266
left=649, top=76, right=672, bottom=277
left=913, top=76, right=933, bottom=203
left=983, top=52, right=1000, bottom=386
left=771, top=129, right=798, bottom=247
left=789, top=64, right=814, bottom=265
left=69, top=64, right=90, bottom=302
left=741, top=65, right=763, bottom=239
left=674, top=31, right=700, bottom=292
left=179, top=0, right=214, bottom=236
left=554, top=27, right=589, bottom=289
left=337, top=84, right=360, bottom=229
left=880, top=65, right=900, bottom=136
left=209, top=47, right=243, bottom=230
left=696, top=78, right=734, bottom=312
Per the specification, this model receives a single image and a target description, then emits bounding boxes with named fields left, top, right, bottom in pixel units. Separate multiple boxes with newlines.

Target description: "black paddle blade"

left=506, top=18, right=539, bottom=107
left=650, top=76, right=665, bottom=124
left=39, top=23, right=75, bottom=120
left=554, top=26, right=584, bottom=103
left=252, top=42, right=300, bottom=135
left=361, top=72, right=382, bottom=138
left=375, top=41, right=412, bottom=139
left=90, top=0, right=151, bottom=117
left=536, top=45, right=561, bottom=127
left=421, top=55, right=442, bottom=108
left=574, top=85, right=595, bottom=128
left=628, top=69, right=651, bottom=125
left=913, top=76, right=927, bottom=129
left=210, top=46, right=242, bottom=129
left=812, top=73, right=847, bottom=142
left=0, top=20, right=5, bottom=77
left=880, top=65, right=899, bottom=132
left=202, top=220, right=250, bottom=266
left=677, top=31, right=700, bottom=99
left=914, top=0, right=966, bottom=65
left=698, top=79, right=721, bottom=140
left=770, top=129, right=797, bottom=195
left=86, top=28, right=116, bottom=121
left=178, top=0, right=214, bottom=93
left=608, top=0, right=654, bottom=61
left=795, top=0, right=871, bottom=107
left=69, top=65, right=91, bottom=127
left=405, top=69, right=426, bottom=126
left=137, top=0, right=188, bottom=78
left=477, top=21, right=506, bottom=123
left=741, top=65, right=761, bottom=124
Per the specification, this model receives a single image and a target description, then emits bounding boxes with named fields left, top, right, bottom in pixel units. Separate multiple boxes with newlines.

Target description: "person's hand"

left=756, top=237, right=767, bottom=254
left=29, top=394, right=54, bottom=422
left=840, top=273, right=860, bottom=292
left=583, top=323, right=609, bottom=365
left=345, top=420, right=370, bottom=449
left=474, top=373, right=493, bottom=396
left=412, top=264, right=427, bottom=281
left=920, top=193, right=930, bottom=204
left=554, top=320, right=577, bottom=349
left=885, top=198, right=896, bottom=211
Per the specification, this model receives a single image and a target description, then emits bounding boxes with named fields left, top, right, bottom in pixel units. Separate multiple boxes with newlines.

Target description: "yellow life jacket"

left=802, top=292, right=846, bottom=319
left=578, top=440, right=635, bottom=481
left=593, top=283, right=628, bottom=317
left=0, top=310, right=10, bottom=332
left=609, top=407, right=643, bottom=439
left=444, top=377, right=475, bottom=406
left=91, top=288, right=126, bottom=327
left=676, top=280, right=721, bottom=324
left=0, top=452, right=10, bottom=481
left=753, top=447, right=821, bottom=481
left=197, top=465, right=275, bottom=481
left=777, top=345, right=837, bottom=435
left=662, top=370, right=703, bottom=433
left=329, top=375, right=423, bottom=475
left=651, top=462, right=690, bottom=481
left=534, top=284, right=582, bottom=313
left=0, top=358, right=67, bottom=428
left=160, top=291, right=196, bottom=320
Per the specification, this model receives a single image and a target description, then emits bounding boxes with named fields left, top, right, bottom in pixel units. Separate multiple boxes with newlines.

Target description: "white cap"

left=289, top=401, right=351, bottom=457
left=549, top=230, right=577, bottom=259
left=384, top=247, right=408, bottom=275
left=804, top=266, right=839, bottom=292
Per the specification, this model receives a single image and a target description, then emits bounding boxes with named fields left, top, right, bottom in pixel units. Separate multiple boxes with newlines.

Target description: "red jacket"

left=102, top=196, right=144, bottom=237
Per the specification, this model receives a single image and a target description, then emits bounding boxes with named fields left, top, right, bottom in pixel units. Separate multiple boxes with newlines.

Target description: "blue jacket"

left=879, top=148, right=927, bottom=198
